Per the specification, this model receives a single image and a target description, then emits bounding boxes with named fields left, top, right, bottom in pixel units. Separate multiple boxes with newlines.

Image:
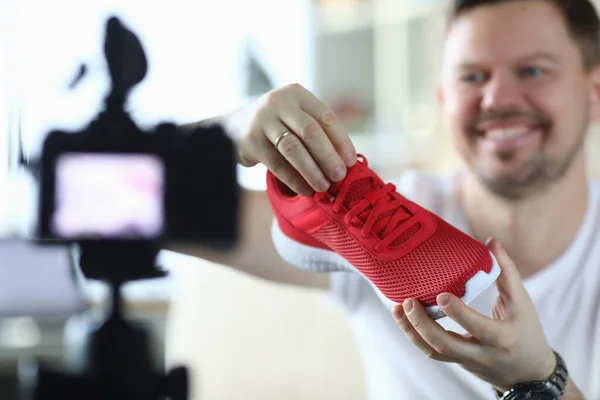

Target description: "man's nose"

left=481, top=73, right=525, bottom=110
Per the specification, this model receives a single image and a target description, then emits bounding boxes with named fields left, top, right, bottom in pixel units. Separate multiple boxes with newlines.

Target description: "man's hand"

left=223, top=83, right=357, bottom=196
left=393, top=238, right=557, bottom=392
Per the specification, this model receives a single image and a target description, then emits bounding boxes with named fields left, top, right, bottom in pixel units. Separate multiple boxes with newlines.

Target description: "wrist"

left=495, top=348, right=557, bottom=392
left=494, top=350, right=568, bottom=400
left=536, top=348, right=559, bottom=381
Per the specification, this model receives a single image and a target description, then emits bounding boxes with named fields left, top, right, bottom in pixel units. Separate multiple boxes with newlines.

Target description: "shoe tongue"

left=339, top=178, right=377, bottom=209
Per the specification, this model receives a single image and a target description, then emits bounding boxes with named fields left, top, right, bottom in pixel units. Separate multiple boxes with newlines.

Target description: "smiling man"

left=442, top=0, right=595, bottom=206
left=179, top=0, right=600, bottom=398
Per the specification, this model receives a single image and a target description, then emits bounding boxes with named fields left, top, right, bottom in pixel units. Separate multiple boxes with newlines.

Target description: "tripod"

left=22, top=242, right=189, bottom=400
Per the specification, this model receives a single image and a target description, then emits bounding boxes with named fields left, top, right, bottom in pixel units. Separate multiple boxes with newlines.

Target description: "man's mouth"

left=483, top=126, right=534, bottom=141
left=473, top=119, right=545, bottom=155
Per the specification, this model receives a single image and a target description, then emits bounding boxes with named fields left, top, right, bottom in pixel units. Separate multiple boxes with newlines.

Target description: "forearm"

left=166, top=188, right=330, bottom=289
left=180, top=105, right=248, bottom=140
left=167, top=188, right=276, bottom=270
left=180, top=114, right=226, bottom=131
left=563, top=377, right=586, bottom=400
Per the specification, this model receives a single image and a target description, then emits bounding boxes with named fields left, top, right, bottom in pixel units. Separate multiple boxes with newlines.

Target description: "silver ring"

left=274, top=131, right=292, bottom=150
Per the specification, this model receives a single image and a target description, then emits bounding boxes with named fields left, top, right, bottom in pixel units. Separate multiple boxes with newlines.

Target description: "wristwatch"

left=494, top=350, right=568, bottom=400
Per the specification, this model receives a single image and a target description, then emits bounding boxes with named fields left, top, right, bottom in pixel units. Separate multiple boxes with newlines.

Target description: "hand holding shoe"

left=223, top=83, right=357, bottom=196
left=393, top=238, right=557, bottom=392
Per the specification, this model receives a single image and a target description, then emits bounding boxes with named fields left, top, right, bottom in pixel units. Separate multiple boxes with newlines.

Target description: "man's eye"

left=522, top=66, right=543, bottom=77
left=462, top=72, right=487, bottom=83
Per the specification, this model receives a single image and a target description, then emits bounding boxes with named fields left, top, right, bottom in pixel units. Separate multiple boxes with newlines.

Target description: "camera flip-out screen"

left=52, top=152, right=165, bottom=240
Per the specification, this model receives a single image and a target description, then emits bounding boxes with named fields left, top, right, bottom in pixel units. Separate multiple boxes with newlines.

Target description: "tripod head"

left=17, top=15, right=239, bottom=400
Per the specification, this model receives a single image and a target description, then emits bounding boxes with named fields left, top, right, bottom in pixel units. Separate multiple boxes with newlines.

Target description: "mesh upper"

left=311, top=216, right=492, bottom=306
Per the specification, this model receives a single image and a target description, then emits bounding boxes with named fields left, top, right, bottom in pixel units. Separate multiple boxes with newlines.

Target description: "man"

left=178, top=0, right=600, bottom=398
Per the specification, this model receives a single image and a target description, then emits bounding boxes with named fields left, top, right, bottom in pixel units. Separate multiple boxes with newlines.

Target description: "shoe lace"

left=316, top=155, right=414, bottom=252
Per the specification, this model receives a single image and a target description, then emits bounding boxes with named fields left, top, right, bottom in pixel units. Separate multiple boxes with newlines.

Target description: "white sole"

left=271, top=220, right=501, bottom=319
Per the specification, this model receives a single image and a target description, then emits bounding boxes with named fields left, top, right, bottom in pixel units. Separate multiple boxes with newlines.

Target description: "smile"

left=484, top=126, right=532, bottom=141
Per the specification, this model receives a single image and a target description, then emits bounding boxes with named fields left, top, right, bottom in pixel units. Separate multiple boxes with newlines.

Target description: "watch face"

left=505, top=382, right=561, bottom=400
left=505, top=392, right=556, bottom=400
left=527, top=394, right=556, bottom=400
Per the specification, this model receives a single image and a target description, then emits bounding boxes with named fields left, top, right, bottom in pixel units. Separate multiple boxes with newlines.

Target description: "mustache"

left=467, top=109, right=551, bottom=132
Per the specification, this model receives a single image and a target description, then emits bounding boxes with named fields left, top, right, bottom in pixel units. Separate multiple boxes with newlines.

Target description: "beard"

left=466, top=108, right=587, bottom=200
left=477, top=142, right=583, bottom=200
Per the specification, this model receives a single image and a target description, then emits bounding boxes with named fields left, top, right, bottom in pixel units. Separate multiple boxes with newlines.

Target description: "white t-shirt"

left=330, top=170, right=600, bottom=400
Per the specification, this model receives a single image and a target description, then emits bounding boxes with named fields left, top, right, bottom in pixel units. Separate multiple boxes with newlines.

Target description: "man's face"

left=439, top=0, right=600, bottom=199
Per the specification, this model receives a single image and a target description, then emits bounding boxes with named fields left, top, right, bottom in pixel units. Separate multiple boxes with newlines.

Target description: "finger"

left=436, top=293, right=505, bottom=345
left=403, top=299, right=480, bottom=360
left=393, top=305, right=457, bottom=362
left=264, top=121, right=331, bottom=193
left=486, top=238, right=527, bottom=302
left=293, top=86, right=357, bottom=167
left=257, top=138, right=314, bottom=196
left=279, top=109, right=348, bottom=183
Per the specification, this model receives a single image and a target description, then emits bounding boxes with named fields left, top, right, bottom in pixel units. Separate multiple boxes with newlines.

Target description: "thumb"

left=486, top=238, right=527, bottom=302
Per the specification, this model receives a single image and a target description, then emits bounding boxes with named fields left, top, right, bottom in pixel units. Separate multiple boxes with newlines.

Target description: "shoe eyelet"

left=317, top=194, right=336, bottom=204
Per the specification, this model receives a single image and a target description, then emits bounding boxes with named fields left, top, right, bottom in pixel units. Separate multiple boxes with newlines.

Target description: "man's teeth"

left=485, top=128, right=528, bottom=140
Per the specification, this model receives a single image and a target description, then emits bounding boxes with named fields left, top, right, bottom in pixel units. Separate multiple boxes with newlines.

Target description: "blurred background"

left=1, top=0, right=600, bottom=399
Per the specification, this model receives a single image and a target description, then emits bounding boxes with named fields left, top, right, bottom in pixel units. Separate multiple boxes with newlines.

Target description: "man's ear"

left=588, top=65, right=600, bottom=122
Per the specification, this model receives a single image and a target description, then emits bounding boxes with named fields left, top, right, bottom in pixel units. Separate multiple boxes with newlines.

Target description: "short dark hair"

left=448, top=0, right=600, bottom=69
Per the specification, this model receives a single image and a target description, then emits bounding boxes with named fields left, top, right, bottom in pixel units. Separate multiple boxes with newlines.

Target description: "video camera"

left=36, top=18, right=238, bottom=249
left=16, top=15, right=240, bottom=400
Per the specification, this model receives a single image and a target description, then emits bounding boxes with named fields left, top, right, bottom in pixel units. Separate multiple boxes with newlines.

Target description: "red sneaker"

left=266, top=155, right=500, bottom=319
